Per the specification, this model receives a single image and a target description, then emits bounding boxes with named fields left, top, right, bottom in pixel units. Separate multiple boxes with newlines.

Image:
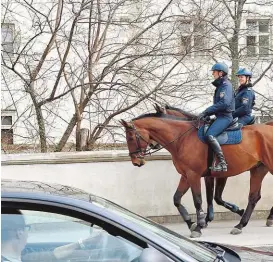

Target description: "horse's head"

left=120, top=119, right=151, bottom=167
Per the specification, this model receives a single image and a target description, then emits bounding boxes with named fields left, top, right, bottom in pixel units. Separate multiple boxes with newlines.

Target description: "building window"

left=1, top=23, right=15, bottom=57
left=246, top=19, right=271, bottom=57
left=179, top=20, right=207, bottom=58
left=1, top=111, right=15, bottom=145
left=1, top=129, right=14, bottom=145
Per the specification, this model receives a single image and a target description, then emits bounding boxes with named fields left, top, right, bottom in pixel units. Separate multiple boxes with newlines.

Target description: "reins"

left=126, top=120, right=199, bottom=157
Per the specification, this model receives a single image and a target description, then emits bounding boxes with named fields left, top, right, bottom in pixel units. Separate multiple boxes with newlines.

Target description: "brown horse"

left=121, top=113, right=273, bottom=238
left=155, top=104, right=273, bottom=229
left=152, top=104, right=245, bottom=229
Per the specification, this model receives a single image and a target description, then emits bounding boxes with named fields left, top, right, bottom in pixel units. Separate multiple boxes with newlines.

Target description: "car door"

left=1, top=198, right=178, bottom=262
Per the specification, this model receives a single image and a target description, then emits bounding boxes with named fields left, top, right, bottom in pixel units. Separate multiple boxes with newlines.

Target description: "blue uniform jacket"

left=233, top=84, right=255, bottom=118
left=204, top=76, right=235, bottom=117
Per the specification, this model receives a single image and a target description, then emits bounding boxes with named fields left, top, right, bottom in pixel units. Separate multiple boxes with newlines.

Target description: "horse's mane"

left=132, top=112, right=191, bottom=122
left=165, top=105, right=198, bottom=120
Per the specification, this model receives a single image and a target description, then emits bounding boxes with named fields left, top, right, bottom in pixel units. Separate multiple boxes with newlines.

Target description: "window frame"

left=178, top=19, right=208, bottom=58
left=1, top=23, right=15, bottom=58
left=1, top=110, right=16, bottom=145
left=1, top=197, right=181, bottom=262
left=246, top=18, right=272, bottom=58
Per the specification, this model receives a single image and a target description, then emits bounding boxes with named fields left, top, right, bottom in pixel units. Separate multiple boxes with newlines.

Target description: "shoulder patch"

left=220, top=92, right=225, bottom=98
left=242, top=97, right=249, bottom=104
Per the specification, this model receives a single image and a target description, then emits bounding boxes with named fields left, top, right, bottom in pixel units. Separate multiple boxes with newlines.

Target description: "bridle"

left=126, top=121, right=196, bottom=159
left=126, top=124, right=150, bottom=159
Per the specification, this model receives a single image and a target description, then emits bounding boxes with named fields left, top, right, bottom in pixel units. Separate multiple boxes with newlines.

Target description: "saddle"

left=198, top=117, right=242, bottom=145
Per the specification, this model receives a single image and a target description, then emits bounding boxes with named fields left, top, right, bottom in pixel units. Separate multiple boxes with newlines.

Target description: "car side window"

left=1, top=208, right=144, bottom=262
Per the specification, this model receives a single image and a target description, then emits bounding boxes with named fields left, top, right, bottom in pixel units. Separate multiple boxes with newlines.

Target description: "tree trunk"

left=75, top=119, right=82, bottom=151
left=34, top=104, right=47, bottom=153
left=55, top=114, right=77, bottom=152
left=29, top=84, right=47, bottom=153
left=79, top=128, right=89, bottom=151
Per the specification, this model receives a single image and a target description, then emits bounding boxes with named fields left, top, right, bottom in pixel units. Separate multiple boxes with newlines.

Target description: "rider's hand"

left=80, top=231, right=104, bottom=249
left=197, top=112, right=207, bottom=121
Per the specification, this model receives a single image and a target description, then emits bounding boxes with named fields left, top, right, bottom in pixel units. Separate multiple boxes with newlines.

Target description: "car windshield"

left=89, top=195, right=217, bottom=262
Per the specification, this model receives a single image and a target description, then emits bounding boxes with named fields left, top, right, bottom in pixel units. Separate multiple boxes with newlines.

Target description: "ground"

left=165, top=219, right=273, bottom=261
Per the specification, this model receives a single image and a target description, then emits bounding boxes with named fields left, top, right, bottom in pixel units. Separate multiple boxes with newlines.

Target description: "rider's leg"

left=238, top=115, right=252, bottom=126
left=205, top=116, right=232, bottom=172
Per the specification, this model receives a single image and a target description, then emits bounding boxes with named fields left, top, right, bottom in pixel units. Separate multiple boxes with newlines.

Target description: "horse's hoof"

left=203, top=223, right=208, bottom=229
left=190, top=231, right=202, bottom=238
left=230, top=228, right=242, bottom=235
left=190, top=222, right=197, bottom=232
left=266, top=219, right=273, bottom=227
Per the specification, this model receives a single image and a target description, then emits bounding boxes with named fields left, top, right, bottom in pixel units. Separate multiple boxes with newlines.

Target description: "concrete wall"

left=1, top=150, right=272, bottom=219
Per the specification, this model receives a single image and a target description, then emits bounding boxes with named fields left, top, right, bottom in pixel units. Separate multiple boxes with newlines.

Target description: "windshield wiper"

left=201, top=242, right=227, bottom=262
left=213, top=251, right=226, bottom=262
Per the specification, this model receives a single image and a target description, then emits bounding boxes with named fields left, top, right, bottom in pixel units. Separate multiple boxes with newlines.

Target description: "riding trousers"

left=238, top=115, right=254, bottom=126
left=205, top=116, right=233, bottom=140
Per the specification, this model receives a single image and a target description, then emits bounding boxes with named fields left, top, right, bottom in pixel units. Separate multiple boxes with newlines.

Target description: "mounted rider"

left=233, top=68, right=256, bottom=126
left=198, top=62, right=235, bottom=172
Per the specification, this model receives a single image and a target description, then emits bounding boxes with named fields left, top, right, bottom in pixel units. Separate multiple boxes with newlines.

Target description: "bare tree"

left=2, top=0, right=271, bottom=153
left=2, top=0, right=212, bottom=152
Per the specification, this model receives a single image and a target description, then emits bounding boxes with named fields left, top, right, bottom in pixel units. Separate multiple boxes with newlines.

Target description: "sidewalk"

left=164, top=219, right=273, bottom=248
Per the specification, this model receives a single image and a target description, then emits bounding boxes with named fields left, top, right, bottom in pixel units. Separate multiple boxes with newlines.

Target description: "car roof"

left=1, top=179, right=95, bottom=200
left=1, top=179, right=144, bottom=227
left=2, top=179, right=197, bottom=261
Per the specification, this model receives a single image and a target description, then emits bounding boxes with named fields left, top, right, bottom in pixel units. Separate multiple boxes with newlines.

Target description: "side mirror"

left=139, top=247, right=172, bottom=262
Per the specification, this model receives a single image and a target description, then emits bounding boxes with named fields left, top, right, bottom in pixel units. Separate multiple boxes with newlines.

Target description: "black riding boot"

left=207, top=135, right=228, bottom=172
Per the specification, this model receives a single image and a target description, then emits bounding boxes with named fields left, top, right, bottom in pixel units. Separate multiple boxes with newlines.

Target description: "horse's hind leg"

left=204, top=177, right=214, bottom=225
left=214, top=177, right=245, bottom=217
left=173, top=177, right=196, bottom=231
left=231, top=164, right=268, bottom=235
left=266, top=207, right=273, bottom=227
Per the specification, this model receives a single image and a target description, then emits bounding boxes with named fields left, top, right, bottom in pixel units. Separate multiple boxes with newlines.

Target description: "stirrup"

left=210, top=162, right=228, bottom=172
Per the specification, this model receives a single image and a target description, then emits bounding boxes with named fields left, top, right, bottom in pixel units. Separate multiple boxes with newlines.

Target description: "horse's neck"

left=136, top=118, right=192, bottom=151
left=167, top=109, right=186, bottom=118
left=166, top=107, right=197, bottom=119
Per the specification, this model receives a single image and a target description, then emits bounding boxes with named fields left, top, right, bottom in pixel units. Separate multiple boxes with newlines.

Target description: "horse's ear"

left=119, top=119, right=133, bottom=129
left=154, top=103, right=160, bottom=112
left=154, top=103, right=165, bottom=114
left=119, top=119, right=128, bottom=127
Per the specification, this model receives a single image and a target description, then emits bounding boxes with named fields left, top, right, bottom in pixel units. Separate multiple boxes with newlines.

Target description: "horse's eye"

left=128, top=137, right=134, bottom=142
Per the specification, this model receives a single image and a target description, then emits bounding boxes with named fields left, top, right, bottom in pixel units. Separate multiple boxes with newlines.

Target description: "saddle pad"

left=198, top=125, right=242, bottom=145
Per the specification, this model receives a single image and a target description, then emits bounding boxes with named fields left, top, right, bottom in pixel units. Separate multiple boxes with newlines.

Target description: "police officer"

left=198, top=62, right=235, bottom=172
left=233, top=68, right=255, bottom=126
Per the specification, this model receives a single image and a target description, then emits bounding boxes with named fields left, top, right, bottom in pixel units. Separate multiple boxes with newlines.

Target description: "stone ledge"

left=148, top=210, right=270, bottom=224
left=1, top=150, right=172, bottom=166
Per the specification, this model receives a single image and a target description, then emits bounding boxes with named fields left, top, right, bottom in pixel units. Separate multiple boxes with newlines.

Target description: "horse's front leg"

left=188, top=171, right=205, bottom=238
left=204, top=177, right=214, bottom=226
left=173, top=177, right=197, bottom=232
